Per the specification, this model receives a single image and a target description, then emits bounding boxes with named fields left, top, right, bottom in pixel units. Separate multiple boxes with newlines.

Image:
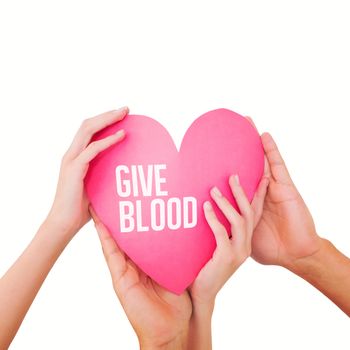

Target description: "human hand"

left=90, top=207, right=192, bottom=350
left=190, top=174, right=269, bottom=306
left=246, top=121, right=322, bottom=271
left=186, top=173, right=269, bottom=350
left=46, top=107, right=128, bottom=238
left=246, top=121, right=350, bottom=317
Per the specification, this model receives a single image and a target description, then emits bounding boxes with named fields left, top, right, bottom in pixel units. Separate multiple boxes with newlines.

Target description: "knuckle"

left=80, top=118, right=93, bottom=132
left=60, top=152, right=70, bottom=165
left=87, top=140, right=98, bottom=149
left=81, top=118, right=90, bottom=127
left=72, top=156, right=85, bottom=168
left=215, top=223, right=226, bottom=236
left=230, top=217, right=243, bottom=231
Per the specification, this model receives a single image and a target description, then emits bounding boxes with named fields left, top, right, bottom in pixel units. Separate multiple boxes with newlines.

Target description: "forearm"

left=186, top=301, right=214, bottom=350
left=288, top=238, right=350, bottom=317
left=0, top=218, right=74, bottom=349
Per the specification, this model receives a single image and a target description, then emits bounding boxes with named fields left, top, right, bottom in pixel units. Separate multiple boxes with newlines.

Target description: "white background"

left=0, top=1, right=349, bottom=349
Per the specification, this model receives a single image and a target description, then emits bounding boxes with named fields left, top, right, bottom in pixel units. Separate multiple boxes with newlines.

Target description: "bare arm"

left=0, top=220, right=72, bottom=349
left=289, top=238, right=350, bottom=316
left=248, top=122, right=350, bottom=317
left=187, top=172, right=269, bottom=349
left=0, top=107, right=128, bottom=349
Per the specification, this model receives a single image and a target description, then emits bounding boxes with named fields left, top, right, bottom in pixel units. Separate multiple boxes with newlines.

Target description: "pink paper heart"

left=85, top=108, right=264, bottom=294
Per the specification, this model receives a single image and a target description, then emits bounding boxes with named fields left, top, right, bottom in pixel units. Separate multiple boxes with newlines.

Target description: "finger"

left=251, top=176, right=270, bottom=228
left=245, top=120, right=271, bottom=180
left=96, top=224, right=128, bottom=285
left=93, top=218, right=121, bottom=257
left=210, top=186, right=244, bottom=239
left=263, top=154, right=271, bottom=179
left=67, top=106, right=129, bottom=159
left=90, top=208, right=122, bottom=256
left=90, top=206, right=127, bottom=280
left=76, top=129, right=125, bottom=164
left=228, top=174, right=252, bottom=221
left=261, top=132, right=293, bottom=185
left=134, top=264, right=148, bottom=284
left=89, top=205, right=121, bottom=255
left=89, top=204, right=101, bottom=225
left=245, top=118, right=271, bottom=179
left=203, top=200, right=230, bottom=249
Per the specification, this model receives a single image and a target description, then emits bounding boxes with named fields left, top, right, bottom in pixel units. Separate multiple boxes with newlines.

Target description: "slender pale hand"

left=0, top=107, right=128, bottom=350
left=187, top=172, right=269, bottom=350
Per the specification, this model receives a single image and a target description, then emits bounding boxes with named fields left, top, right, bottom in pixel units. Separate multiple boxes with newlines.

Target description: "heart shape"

left=85, top=108, right=264, bottom=294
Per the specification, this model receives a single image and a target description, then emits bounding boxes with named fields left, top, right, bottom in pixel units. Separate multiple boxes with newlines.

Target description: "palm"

left=117, top=258, right=192, bottom=344
left=49, top=163, right=91, bottom=233
left=251, top=133, right=321, bottom=268
left=189, top=252, right=222, bottom=304
left=91, top=210, right=192, bottom=347
left=252, top=179, right=318, bottom=266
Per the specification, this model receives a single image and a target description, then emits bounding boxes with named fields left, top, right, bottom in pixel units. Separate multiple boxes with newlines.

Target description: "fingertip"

left=229, top=174, right=240, bottom=187
left=261, top=132, right=274, bottom=144
left=89, top=206, right=106, bottom=235
left=210, top=186, right=222, bottom=199
left=89, top=204, right=97, bottom=221
left=116, top=105, right=128, bottom=113
left=115, top=129, right=125, bottom=139
left=203, top=200, right=213, bottom=211
left=229, top=174, right=234, bottom=186
left=256, top=176, right=270, bottom=197
left=114, top=106, right=129, bottom=121
left=123, top=106, right=129, bottom=116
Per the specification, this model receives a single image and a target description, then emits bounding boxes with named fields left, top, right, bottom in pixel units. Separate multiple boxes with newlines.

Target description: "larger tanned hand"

left=90, top=207, right=192, bottom=350
left=249, top=129, right=322, bottom=269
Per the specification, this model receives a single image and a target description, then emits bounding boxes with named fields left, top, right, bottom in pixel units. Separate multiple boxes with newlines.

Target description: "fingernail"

left=204, top=201, right=213, bottom=210
left=211, top=186, right=222, bottom=197
left=115, top=129, right=125, bottom=138
left=115, top=106, right=128, bottom=113
left=234, top=174, right=240, bottom=185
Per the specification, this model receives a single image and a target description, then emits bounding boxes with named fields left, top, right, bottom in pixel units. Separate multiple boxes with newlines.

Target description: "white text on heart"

left=115, top=164, right=197, bottom=233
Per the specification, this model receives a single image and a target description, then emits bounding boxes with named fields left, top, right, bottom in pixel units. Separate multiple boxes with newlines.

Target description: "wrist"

left=286, top=237, right=330, bottom=278
left=139, top=332, right=188, bottom=350
left=42, top=215, right=78, bottom=242
left=191, top=298, right=215, bottom=320
left=44, top=209, right=80, bottom=239
left=285, top=237, right=350, bottom=316
left=186, top=298, right=213, bottom=350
